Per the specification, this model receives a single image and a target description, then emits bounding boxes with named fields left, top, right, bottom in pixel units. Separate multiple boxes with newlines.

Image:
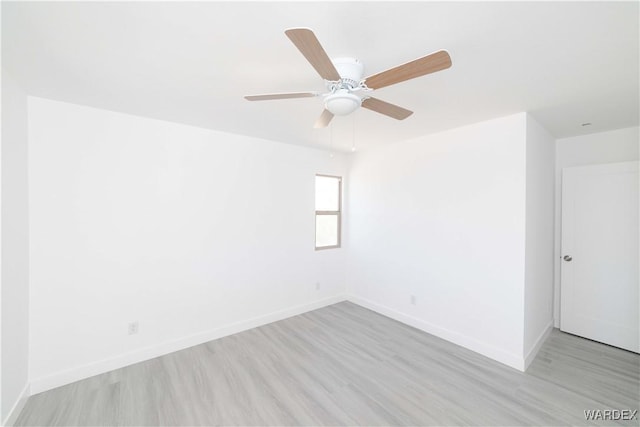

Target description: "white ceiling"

left=3, top=1, right=638, bottom=152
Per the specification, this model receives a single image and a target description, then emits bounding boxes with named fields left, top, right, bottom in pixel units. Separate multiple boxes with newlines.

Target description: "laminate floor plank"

left=14, top=302, right=640, bottom=426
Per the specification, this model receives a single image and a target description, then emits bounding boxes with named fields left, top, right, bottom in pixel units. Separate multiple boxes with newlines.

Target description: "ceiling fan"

left=244, top=28, right=452, bottom=128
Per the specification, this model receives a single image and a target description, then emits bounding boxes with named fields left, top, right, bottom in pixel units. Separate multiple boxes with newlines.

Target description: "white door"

left=561, top=161, right=639, bottom=353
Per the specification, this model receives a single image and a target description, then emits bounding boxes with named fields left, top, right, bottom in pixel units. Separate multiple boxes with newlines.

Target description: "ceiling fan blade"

left=361, top=97, right=413, bottom=120
left=285, top=28, right=341, bottom=81
left=364, top=50, right=452, bottom=90
left=244, top=92, right=320, bottom=101
left=314, top=109, right=334, bottom=128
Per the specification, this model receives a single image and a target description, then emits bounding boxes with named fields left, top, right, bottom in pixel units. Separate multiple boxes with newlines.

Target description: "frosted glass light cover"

left=325, top=92, right=361, bottom=116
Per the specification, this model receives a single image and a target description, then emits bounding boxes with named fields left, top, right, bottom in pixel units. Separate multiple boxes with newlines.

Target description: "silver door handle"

left=563, top=255, right=572, bottom=262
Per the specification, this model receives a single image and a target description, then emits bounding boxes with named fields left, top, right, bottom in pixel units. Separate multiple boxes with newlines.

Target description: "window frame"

left=315, top=174, right=342, bottom=250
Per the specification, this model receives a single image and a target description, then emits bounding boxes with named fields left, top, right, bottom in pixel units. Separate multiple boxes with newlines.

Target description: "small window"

left=315, top=175, right=341, bottom=250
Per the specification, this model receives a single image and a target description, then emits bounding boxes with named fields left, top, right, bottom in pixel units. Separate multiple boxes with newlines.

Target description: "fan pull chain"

left=329, top=122, right=334, bottom=158
left=351, top=115, right=356, bottom=152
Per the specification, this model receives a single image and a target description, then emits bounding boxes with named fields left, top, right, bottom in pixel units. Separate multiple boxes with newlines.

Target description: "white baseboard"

left=2, top=383, right=30, bottom=427
left=30, top=294, right=347, bottom=394
left=347, top=295, right=526, bottom=371
left=523, top=320, right=554, bottom=371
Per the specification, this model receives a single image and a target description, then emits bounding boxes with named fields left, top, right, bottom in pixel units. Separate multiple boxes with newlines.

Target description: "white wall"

left=19, top=97, right=612, bottom=397
left=1, top=70, right=30, bottom=423
left=347, top=113, right=528, bottom=369
left=28, top=97, right=348, bottom=392
left=553, top=127, right=639, bottom=326
left=523, top=114, right=555, bottom=364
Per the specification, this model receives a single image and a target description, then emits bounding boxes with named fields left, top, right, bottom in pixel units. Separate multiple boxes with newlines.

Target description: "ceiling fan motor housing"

left=331, top=57, right=364, bottom=88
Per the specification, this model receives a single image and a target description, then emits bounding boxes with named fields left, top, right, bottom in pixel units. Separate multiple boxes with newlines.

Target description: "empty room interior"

left=1, top=1, right=639, bottom=426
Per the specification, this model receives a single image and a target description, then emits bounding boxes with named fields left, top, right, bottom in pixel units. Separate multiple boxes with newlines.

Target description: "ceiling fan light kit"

left=325, top=90, right=361, bottom=115
left=245, top=28, right=452, bottom=128
left=324, top=58, right=365, bottom=116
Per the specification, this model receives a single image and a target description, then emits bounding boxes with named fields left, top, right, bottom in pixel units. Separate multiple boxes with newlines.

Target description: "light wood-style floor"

left=15, top=302, right=640, bottom=426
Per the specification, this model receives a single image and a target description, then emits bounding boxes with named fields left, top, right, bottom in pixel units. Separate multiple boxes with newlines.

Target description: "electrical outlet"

left=315, top=282, right=321, bottom=291
left=410, top=295, right=417, bottom=305
left=128, top=321, right=139, bottom=335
